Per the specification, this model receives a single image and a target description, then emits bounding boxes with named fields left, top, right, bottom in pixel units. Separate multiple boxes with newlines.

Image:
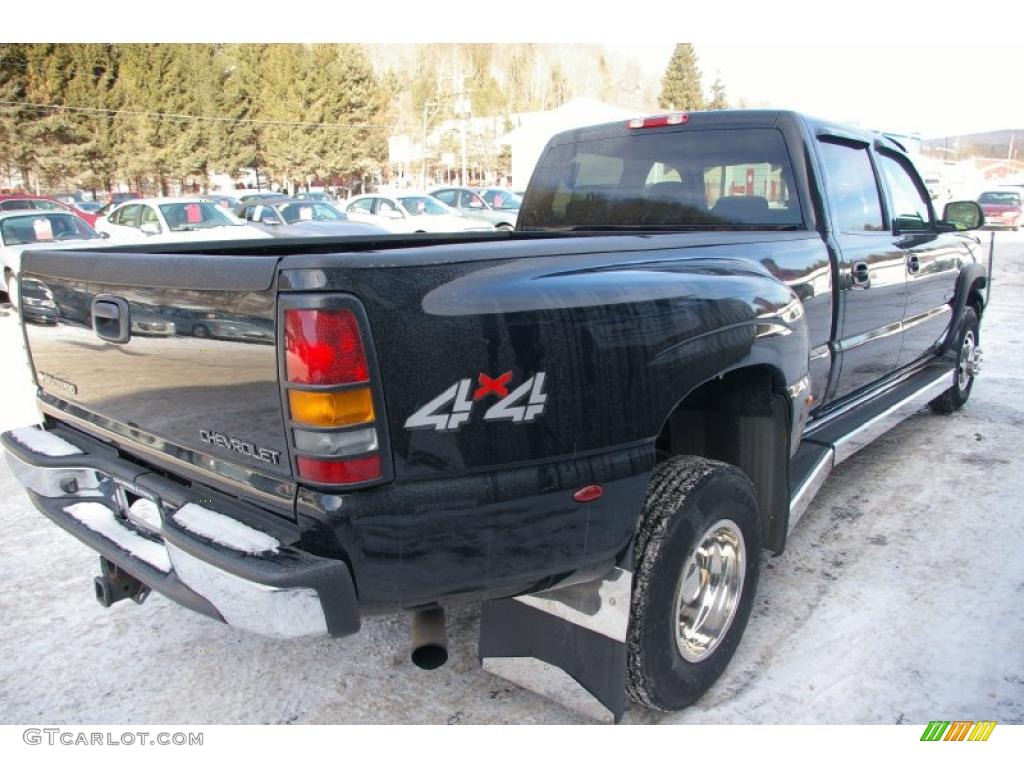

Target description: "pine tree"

left=64, top=44, right=119, bottom=195
left=217, top=44, right=265, bottom=181
left=0, top=44, right=36, bottom=190
left=658, top=44, right=704, bottom=111
left=708, top=75, right=729, bottom=110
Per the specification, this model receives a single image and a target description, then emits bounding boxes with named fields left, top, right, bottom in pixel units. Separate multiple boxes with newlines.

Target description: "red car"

left=0, top=195, right=100, bottom=227
left=977, top=190, right=1022, bottom=231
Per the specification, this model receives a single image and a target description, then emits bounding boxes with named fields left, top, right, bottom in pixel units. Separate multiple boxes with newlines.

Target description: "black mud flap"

left=478, top=567, right=631, bottom=723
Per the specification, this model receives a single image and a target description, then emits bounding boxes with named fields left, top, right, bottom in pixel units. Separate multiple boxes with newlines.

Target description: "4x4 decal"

left=405, top=371, right=548, bottom=432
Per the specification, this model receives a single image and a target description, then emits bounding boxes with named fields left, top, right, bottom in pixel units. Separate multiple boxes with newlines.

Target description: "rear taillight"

left=283, top=305, right=384, bottom=486
left=285, top=309, right=368, bottom=385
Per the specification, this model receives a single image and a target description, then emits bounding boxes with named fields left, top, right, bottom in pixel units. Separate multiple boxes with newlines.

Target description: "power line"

left=0, top=100, right=393, bottom=129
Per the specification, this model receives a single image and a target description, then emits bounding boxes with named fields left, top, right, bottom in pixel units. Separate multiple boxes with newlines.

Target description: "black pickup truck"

left=2, top=110, right=989, bottom=722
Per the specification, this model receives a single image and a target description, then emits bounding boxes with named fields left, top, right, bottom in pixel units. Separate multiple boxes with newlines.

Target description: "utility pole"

left=420, top=101, right=440, bottom=190
left=454, top=73, right=471, bottom=186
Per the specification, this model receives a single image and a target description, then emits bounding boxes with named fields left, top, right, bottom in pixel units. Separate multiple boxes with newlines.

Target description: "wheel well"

left=968, top=283, right=985, bottom=320
left=656, top=365, right=791, bottom=554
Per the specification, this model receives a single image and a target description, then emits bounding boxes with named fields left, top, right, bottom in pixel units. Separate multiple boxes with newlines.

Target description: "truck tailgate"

left=19, top=249, right=294, bottom=513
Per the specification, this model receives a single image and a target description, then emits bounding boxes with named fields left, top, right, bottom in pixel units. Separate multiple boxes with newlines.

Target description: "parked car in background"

left=236, top=192, right=284, bottom=209
left=110, top=192, right=141, bottom=205
left=74, top=201, right=104, bottom=214
left=344, top=193, right=495, bottom=233
left=978, top=189, right=1022, bottom=230
left=96, top=198, right=272, bottom=244
left=0, top=210, right=106, bottom=307
left=0, top=195, right=100, bottom=227
left=294, top=191, right=336, bottom=203
left=17, top=277, right=59, bottom=325
left=429, top=186, right=521, bottom=230
left=237, top=198, right=388, bottom=238
left=203, top=194, right=240, bottom=211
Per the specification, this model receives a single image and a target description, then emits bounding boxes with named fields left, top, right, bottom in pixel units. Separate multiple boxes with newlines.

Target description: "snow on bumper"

left=2, top=426, right=359, bottom=639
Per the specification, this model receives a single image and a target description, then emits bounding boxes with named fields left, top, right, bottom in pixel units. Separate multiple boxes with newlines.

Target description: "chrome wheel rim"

left=674, top=519, right=746, bottom=663
left=958, top=330, right=976, bottom=392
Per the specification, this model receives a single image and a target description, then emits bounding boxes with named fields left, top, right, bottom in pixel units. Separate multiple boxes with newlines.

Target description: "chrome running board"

left=788, top=364, right=955, bottom=534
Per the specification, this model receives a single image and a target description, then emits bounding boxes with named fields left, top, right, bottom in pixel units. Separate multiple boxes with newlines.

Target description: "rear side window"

left=348, top=198, right=375, bottom=214
left=519, top=128, right=803, bottom=230
left=817, top=142, right=885, bottom=233
left=877, top=154, right=932, bottom=231
left=116, top=204, right=142, bottom=228
left=140, top=205, right=160, bottom=230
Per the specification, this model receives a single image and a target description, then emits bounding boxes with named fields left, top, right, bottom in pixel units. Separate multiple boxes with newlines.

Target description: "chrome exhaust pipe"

left=410, top=607, right=448, bottom=670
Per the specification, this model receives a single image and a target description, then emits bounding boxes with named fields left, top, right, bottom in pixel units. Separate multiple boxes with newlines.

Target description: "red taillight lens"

left=285, top=308, right=369, bottom=385
left=297, top=455, right=381, bottom=484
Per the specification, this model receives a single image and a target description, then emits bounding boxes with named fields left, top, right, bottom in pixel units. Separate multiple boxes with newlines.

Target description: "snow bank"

left=8, top=426, right=82, bottom=457
left=64, top=502, right=171, bottom=573
left=173, top=503, right=279, bottom=555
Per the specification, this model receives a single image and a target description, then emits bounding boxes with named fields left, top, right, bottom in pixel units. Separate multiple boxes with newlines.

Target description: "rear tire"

left=626, top=456, right=761, bottom=712
left=930, top=307, right=979, bottom=413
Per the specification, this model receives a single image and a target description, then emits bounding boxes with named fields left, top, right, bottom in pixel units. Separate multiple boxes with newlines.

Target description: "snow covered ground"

left=0, top=234, right=1021, bottom=725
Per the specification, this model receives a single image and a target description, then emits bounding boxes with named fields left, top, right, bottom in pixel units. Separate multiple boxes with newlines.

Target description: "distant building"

left=499, top=99, right=639, bottom=188
left=973, top=158, right=1024, bottom=181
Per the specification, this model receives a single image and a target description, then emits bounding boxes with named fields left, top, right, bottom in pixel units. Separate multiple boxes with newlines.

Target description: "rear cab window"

left=816, top=140, right=886, bottom=233
left=519, top=127, right=803, bottom=230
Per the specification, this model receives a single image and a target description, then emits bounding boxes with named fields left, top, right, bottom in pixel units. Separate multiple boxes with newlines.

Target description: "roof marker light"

left=628, top=113, right=690, bottom=129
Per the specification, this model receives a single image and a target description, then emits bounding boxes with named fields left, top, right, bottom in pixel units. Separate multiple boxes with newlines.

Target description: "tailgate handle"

left=92, top=296, right=131, bottom=343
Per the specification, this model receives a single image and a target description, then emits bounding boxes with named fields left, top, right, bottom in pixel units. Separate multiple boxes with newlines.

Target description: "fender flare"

left=941, top=263, right=987, bottom=355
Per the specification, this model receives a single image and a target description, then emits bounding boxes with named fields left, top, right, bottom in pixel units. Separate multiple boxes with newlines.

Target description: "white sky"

left=613, top=43, right=1023, bottom=139
left=8, top=0, right=1023, bottom=140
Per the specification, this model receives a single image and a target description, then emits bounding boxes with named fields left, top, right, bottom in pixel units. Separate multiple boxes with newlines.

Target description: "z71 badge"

left=405, top=371, right=548, bottom=432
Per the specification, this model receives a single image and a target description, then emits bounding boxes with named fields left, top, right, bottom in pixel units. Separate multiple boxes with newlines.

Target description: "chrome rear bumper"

left=2, top=425, right=360, bottom=639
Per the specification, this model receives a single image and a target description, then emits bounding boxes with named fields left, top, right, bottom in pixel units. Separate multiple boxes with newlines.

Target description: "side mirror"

left=942, top=200, right=985, bottom=231
left=140, top=221, right=161, bottom=236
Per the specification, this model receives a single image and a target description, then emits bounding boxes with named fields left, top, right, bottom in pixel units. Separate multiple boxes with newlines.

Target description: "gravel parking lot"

left=0, top=234, right=1022, bottom=725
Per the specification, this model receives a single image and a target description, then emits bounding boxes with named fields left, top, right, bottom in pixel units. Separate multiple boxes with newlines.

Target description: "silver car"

left=429, top=187, right=521, bottom=231
left=237, top=199, right=388, bottom=237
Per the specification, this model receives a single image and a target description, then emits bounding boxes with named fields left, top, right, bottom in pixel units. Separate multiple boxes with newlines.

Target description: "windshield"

left=519, top=127, right=803, bottom=231
left=482, top=189, right=522, bottom=210
left=978, top=192, right=1020, bottom=206
left=276, top=202, right=346, bottom=223
left=399, top=196, right=450, bottom=216
left=0, top=213, right=101, bottom=245
left=158, top=202, right=243, bottom=231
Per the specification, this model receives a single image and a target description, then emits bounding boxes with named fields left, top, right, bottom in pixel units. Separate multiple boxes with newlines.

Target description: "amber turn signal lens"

left=289, top=387, right=375, bottom=427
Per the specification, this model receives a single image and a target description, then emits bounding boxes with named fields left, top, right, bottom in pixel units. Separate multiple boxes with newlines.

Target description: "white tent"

left=500, top=99, right=639, bottom=188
